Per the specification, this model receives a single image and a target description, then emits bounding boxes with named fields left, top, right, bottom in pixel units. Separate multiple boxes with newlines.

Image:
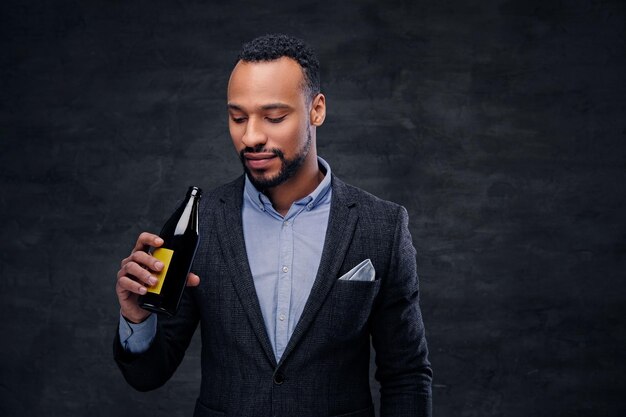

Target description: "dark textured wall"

left=1, top=1, right=624, bottom=416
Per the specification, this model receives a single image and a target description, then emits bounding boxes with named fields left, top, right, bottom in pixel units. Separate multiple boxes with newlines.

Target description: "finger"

left=186, top=272, right=200, bottom=287
left=128, top=250, right=164, bottom=272
left=120, top=261, right=159, bottom=287
left=120, top=256, right=131, bottom=268
left=117, top=276, right=148, bottom=296
left=131, top=232, right=164, bottom=253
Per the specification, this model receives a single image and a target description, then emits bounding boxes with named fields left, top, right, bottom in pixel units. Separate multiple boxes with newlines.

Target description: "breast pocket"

left=325, top=278, right=381, bottom=342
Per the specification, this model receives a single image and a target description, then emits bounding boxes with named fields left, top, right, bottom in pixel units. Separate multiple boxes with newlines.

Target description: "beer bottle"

left=139, top=186, right=202, bottom=316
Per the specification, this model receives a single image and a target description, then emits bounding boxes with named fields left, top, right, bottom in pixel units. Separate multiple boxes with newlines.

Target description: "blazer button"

left=273, top=373, right=285, bottom=385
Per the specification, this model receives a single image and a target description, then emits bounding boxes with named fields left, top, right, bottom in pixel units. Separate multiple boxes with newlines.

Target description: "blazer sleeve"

left=370, top=205, right=433, bottom=417
left=113, top=286, right=200, bottom=391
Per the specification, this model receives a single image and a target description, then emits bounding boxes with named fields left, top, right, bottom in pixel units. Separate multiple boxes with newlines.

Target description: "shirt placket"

left=275, top=218, right=294, bottom=360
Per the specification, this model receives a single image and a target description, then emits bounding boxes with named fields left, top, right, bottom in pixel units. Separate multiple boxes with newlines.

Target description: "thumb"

left=186, top=272, right=201, bottom=287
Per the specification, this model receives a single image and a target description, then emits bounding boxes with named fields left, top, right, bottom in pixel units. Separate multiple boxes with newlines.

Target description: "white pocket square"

left=338, top=259, right=375, bottom=282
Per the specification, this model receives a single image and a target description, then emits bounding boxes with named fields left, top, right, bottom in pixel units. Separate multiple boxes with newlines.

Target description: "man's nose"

left=241, top=118, right=267, bottom=149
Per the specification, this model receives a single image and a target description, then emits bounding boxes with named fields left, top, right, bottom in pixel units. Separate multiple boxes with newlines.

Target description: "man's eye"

left=231, top=117, right=246, bottom=124
left=267, top=116, right=286, bottom=123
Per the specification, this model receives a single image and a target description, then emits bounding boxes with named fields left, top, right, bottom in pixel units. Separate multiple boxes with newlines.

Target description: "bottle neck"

left=174, top=196, right=196, bottom=235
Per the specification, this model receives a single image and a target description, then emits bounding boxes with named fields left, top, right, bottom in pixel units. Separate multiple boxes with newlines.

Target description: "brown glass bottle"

left=138, top=186, right=202, bottom=316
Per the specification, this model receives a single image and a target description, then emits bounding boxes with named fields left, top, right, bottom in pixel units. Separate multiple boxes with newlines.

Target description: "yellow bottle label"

left=147, top=247, right=174, bottom=295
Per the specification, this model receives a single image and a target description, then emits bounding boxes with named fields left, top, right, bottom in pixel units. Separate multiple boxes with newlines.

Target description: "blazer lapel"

left=278, top=176, right=359, bottom=366
left=215, top=177, right=278, bottom=368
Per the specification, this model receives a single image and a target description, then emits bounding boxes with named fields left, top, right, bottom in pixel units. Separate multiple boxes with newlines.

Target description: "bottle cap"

left=188, top=186, right=202, bottom=197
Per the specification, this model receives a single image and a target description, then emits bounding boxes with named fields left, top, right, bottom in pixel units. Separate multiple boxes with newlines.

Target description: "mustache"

left=239, top=146, right=285, bottom=160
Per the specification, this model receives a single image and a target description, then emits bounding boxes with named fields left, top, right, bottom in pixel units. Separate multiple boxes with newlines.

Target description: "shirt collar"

left=244, top=156, right=332, bottom=215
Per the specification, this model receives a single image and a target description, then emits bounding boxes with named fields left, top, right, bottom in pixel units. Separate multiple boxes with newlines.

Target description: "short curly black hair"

left=237, top=34, right=320, bottom=100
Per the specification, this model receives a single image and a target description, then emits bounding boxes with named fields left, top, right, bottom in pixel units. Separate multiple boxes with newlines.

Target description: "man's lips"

left=244, top=152, right=277, bottom=169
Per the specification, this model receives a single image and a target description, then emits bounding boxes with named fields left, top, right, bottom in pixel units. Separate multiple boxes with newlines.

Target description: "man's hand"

left=115, top=232, right=200, bottom=324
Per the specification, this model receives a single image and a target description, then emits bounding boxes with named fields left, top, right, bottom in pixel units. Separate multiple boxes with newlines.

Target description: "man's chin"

left=246, top=170, right=282, bottom=190
left=242, top=152, right=304, bottom=190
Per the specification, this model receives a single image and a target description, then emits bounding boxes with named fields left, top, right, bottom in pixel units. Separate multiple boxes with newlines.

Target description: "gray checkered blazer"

left=114, top=175, right=432, bottom=417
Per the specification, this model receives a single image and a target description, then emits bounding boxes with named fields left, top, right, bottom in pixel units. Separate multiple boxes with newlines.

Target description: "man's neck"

left=264, top=154, right=324, bottom=216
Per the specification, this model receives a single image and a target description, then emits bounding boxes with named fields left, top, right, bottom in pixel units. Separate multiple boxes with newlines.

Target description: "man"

left=114, top=34, right=432, bottom=417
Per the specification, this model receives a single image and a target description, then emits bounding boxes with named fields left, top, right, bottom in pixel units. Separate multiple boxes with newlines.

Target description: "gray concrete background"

left=1, top=0, right=624, bottom=416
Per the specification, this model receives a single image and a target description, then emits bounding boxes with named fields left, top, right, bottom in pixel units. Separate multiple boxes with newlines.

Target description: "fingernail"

left=139, top=286, right=147, bottom=294
left=155, top=261, right=164, bottom=271
left=149, top=276, right=158, bottom=285
left=155, top=238, right=163, bottom=245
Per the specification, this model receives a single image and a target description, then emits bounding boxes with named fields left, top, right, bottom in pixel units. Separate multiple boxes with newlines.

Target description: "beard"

left=239, top=129, right=312, bottom=190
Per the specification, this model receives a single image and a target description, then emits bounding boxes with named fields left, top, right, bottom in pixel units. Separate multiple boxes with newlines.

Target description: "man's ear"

left=309, top=93, right=326, bottom=127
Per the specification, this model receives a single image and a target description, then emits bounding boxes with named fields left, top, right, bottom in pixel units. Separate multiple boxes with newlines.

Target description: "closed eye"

left=231, top=116, right=247, bottom=124
left=266, top=115, right=286, bottom=123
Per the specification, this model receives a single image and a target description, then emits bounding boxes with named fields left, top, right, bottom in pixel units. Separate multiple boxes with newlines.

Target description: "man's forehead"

left=229, top=58, right=304, bottom=90
left=227, top=102, right=294, bottom=112
left=227, top=57, right=306, bottom=106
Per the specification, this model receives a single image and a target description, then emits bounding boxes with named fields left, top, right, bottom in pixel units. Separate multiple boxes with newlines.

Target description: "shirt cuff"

left=118, top=312, right=157, bottom=354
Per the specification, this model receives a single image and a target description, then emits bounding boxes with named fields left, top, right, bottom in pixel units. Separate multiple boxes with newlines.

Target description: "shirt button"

left=282, top=266, right=288, bottom=273
left=279, top=314, right=285, bottom=321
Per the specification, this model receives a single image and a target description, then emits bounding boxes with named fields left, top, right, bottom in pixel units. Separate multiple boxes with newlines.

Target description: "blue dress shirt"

left=120, top=157, right=332, bottom=362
